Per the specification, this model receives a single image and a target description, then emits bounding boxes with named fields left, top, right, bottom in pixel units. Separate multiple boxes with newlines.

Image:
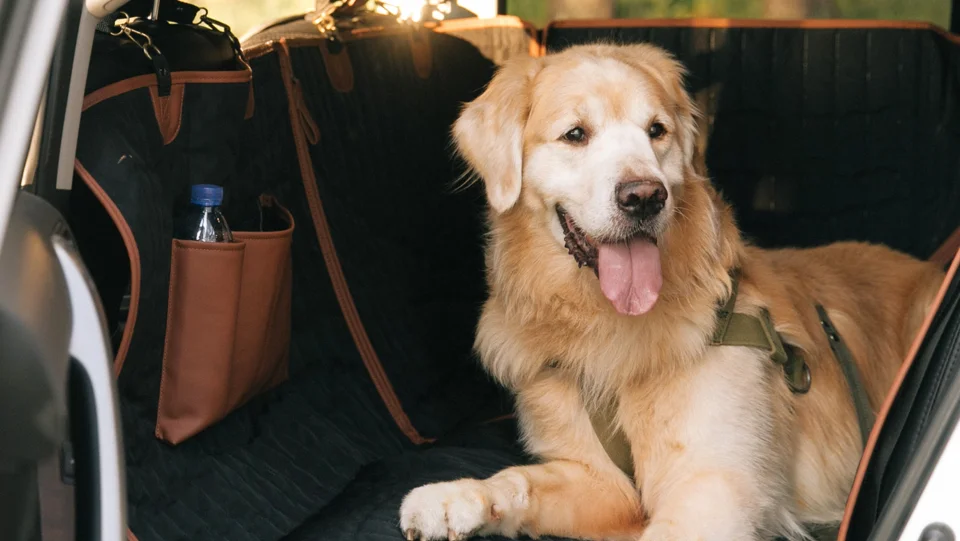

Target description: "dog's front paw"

left=399, top=480, right=499, bottom=540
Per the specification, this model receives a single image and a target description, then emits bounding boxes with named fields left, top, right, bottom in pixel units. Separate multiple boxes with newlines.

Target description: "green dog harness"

left=586, top=269, right=874, bottom=476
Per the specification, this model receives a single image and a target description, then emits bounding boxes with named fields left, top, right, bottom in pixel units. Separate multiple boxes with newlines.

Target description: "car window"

left=204, top=0, right=498, bottom=40
left=202, top=0, right=315, bottom=37
left=506, top=0, right=949, bottom=28
left=206, top=0, right=950, bottom=44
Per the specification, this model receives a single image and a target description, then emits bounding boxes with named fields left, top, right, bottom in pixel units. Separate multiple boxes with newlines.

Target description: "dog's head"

left=454, top=43, right=701, bottom=316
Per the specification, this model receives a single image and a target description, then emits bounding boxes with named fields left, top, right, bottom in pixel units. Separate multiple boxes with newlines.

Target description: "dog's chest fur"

left=533, top=297, right=717, bottom=391
left=616, top=344, right=785, bottom=503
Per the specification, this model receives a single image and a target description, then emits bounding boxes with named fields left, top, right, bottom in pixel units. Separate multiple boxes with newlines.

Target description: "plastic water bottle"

left=174, top=184, right=234, bottom=242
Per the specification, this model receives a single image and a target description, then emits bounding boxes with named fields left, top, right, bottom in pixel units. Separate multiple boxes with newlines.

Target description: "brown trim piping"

left=74, top=160, right=141, bottom=377
left=83, top=69, right=253, bottom=112
left=317, top=39, right=355, bottom=93
left=931, top=226, right=960, bottom=268
left=481, top=413, right=516, bottom=425
left=837, top=249, right=960, bottom=541
left=274, top=39, right=432, bottom=445
left=127, top=528, right=139, bottom=541
left=148, top=84, right=185, bottom=145
left=233, top=197, right=296, bottom=241
left=245, top=81, right=256, bottom=120
left=243, top=42, right=275, bottom=61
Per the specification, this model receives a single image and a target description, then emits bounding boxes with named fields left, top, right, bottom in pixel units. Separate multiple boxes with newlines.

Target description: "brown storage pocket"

left=156, top=196, right=294, bottom=444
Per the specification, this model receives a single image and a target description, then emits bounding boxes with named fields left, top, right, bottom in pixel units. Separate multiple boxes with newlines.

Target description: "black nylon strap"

left=816, top=304, right=874, bottom=446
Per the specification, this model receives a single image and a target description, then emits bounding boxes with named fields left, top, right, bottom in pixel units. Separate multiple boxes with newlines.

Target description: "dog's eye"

left=648, top=122, right=667, bottom=140
left=561, top=126, right=587, bottom=144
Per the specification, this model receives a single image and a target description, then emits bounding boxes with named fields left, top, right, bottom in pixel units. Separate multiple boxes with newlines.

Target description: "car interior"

left=4, top=0, right=960, bottom=540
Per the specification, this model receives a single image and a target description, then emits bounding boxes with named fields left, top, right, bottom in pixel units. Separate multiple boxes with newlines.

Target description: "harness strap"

left=584, top=270, right=871, bottom=477
left=712, top=271, right=811, bottom=393
left=587, top=403, right=634, bottom=475
left=815, top=304, right=874, bottom=446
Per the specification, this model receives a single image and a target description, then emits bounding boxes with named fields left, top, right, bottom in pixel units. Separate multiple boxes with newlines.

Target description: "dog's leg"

left=400, top=372, right=643, bottom=540
left=626, top=346, right=790, bottom=541
left=400, top=460, right=643, bottom=540
left=638, top=473, right=763, bottom=541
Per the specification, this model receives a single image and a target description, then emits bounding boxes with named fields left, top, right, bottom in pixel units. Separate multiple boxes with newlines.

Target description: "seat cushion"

left=283, top=420, right=577, bottom=541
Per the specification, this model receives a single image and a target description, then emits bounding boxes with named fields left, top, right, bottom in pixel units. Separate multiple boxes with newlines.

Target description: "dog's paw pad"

left=399, top=481, right=494, bottom=540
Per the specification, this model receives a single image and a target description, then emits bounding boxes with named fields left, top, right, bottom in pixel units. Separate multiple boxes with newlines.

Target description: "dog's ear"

left=453, top=55, right=541, bottom=214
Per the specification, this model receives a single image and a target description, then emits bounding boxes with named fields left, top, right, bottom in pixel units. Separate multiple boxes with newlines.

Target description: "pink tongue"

left=597, top=237, right=662, bottom=316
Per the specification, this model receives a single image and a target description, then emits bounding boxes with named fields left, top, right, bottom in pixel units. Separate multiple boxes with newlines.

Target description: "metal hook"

left=109, top=11, right=130, bottom=36
left=108, top=14, right=164, bottom=64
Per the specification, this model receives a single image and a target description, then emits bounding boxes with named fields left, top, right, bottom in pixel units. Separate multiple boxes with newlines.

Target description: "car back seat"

left=249, top=19, right=525, bottom=442
left=67, top=10, right=960, bottom=541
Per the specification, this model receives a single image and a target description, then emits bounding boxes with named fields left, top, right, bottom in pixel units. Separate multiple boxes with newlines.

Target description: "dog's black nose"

left=616, top=180, right=667, bottom=219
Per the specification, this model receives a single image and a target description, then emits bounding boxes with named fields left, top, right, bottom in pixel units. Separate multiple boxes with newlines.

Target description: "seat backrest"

left=246, top=16, right=537, bottom=443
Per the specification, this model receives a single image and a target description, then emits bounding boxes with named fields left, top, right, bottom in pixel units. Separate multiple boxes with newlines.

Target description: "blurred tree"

left=834, top=0, right=948, bottom=25
left=191, top=0, right=952, bottom=39
left=765, top=0, right=808, bottom=17
left=202, top=0, right=315, bottom=38
left=549, top=0, right=614, bottom=19
left=507, top=0, right=948, bottom=27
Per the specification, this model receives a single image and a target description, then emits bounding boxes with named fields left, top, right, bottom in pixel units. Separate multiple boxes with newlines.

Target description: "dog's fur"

left=398, top=43, right=945, bottom=541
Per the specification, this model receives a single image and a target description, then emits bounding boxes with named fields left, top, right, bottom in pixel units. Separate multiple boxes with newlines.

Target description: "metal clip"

left=377, top=0, right=453, bottom=23
left=311, top=0, right=350, bottom=40
left=309, top=0, right=454, bottom=40
left=110, top=12, right=171, bottom=96
left=110, top=12, right=163, bottom=62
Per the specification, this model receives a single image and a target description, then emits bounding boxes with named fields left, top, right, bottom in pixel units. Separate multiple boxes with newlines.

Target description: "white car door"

left=0, top=1, right=128, bottom=541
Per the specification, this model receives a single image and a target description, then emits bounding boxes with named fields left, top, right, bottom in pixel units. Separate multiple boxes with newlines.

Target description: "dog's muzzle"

left=616, top=179, right=667, bottom=221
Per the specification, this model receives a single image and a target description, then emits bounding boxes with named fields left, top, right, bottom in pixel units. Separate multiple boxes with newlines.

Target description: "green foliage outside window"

left=197, top=0, right=950, bottom=41
left=507, top=0, right=949, bottom=28
left=202, top=0, right=315, bottom=39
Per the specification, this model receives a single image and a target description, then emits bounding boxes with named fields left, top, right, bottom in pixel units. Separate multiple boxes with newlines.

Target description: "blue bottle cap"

left=190, top=184, right=224, bottom=207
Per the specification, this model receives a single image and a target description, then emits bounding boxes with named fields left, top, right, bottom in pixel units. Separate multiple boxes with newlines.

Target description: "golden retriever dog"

left=398, top=43, right=945, bottom=541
